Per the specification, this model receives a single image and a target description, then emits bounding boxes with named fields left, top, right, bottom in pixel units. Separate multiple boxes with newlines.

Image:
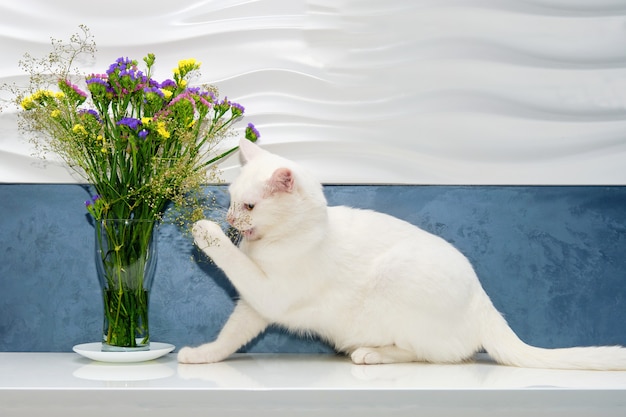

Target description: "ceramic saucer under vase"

left=73, top=342, right=175, bottom=363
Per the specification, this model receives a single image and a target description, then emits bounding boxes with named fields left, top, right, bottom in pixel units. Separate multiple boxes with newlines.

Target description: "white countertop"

left=2, top=352, right=626, bottom=416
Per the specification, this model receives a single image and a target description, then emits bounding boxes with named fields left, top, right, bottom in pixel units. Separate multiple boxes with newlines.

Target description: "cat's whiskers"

left=225, top=203, right=255, bottom=244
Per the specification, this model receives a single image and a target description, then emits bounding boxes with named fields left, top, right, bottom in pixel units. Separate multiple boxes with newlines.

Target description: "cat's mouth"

left=241, top=227, right=258, bottom=240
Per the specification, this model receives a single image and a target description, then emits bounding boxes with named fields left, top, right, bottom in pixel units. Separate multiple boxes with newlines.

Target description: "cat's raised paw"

left=192, top=220, right=225, bottom=252
left=351, top=347, right=384, bottom=365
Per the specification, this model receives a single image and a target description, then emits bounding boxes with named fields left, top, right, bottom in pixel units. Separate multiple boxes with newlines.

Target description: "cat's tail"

left=480, top=300, right=626, bottom=371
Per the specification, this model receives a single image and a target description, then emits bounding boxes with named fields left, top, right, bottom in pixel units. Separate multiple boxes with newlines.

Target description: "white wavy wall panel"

left=1, top=0, right=625, bottom=184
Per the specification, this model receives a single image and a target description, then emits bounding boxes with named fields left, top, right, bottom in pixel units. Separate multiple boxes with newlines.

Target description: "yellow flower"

left=141, top=117, right=152, bottom=125
left=50, top=109, right=61, bottom=118
left=21, top=89, right=66, bottom=109
left=72, top=124, right=88, bottom=136
left=20, top=96, right=35, bottom=110
left=177, top=58, right=201, bottom=73
left=33, top=90, right=50, bottom=100
left=174, top=58, right=201, bottom=85
left=156, top=121, right=170, bottom=139
left=161, top=89, right=173, bottom=99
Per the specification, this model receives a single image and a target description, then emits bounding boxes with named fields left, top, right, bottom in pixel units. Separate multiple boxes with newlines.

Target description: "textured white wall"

left=1, top=0, right=625, bottom=184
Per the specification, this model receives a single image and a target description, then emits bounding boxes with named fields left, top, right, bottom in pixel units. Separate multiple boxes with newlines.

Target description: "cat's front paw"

left=177, top=345, right=228, bottom=364
left=192, top=220, right=227, bottom=254
left=351, top=347, right=383, bottom=365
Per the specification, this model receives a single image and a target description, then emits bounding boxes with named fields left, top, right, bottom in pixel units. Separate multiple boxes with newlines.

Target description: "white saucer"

left=73, top=342, right=175, bottom=363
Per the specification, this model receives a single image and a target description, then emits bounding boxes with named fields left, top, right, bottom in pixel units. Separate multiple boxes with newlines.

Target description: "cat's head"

left=227, top=139, right=327, bottom=241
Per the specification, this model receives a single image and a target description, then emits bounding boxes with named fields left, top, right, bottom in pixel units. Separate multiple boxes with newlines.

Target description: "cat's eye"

left=243, top=203, right=255, bottom=211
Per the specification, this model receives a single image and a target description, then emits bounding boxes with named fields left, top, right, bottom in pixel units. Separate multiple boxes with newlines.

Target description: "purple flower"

left=78, top=109, right=102, bottom=123
left=117, top=117, right=142, bottom=130
left=215, top=97, right=231, bottom=114
left=138, top=129, right=149, bottom=139
left=107, top=57, right=135, bottom=76
left=159, top=79, right=176, bottom=89
left=119, top=68, right=145, bottom=82
left=202, top=90, right=216, bottom=103
left=106, top=57, right=149, bottom=95
left=86, top=73, right=108, bottom=83
left=85, top=194, right=100, bottom=207
left=245, top=123, right=260, bottom=141
left=86, top=74, right=112, bottom=97
left=86, top=77, right=107, bottom=87
left=231, top=102, right=245, bottom=116
left=143, top=86, right=165, bottom=98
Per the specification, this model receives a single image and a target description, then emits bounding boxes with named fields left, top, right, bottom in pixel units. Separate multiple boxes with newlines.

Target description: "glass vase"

left=95, top=219, right=157, bottom=351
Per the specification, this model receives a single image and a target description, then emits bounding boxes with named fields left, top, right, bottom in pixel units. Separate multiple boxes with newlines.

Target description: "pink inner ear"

left=267, top=167, right=294, bottom=194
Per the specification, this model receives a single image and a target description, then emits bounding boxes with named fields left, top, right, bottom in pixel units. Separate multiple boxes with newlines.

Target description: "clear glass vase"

left=95, top=219, right=157, bottom=351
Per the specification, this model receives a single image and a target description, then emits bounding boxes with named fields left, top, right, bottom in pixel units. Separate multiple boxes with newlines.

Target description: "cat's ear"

left=266, top=167, right=294, bottom=194
left=239, top=138, right=264, bottom=164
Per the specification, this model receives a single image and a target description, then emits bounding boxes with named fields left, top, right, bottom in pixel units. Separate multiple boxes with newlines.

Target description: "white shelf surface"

left=2, top=352, right=626, bottom=416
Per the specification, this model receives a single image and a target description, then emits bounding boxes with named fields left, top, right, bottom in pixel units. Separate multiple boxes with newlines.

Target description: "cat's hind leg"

left=350, top=345, right=418, bottom=365
left=178, top=300, right=268, bottom=364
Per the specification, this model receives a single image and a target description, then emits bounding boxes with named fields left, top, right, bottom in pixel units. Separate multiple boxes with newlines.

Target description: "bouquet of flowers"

left=16, top=27, right=258, bottom=223
left=5, top=26, right=259, bottom=349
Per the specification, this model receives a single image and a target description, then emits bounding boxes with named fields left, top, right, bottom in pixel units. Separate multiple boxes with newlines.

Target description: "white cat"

left=178, top=138, right=626, bottom=370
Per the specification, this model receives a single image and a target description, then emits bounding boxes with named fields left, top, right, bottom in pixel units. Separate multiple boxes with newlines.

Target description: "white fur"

left=178, top=139, right=626, bottom=370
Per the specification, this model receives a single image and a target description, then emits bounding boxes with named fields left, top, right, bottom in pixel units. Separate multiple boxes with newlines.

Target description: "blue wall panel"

left=0, top=184, right=625, bottom=352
